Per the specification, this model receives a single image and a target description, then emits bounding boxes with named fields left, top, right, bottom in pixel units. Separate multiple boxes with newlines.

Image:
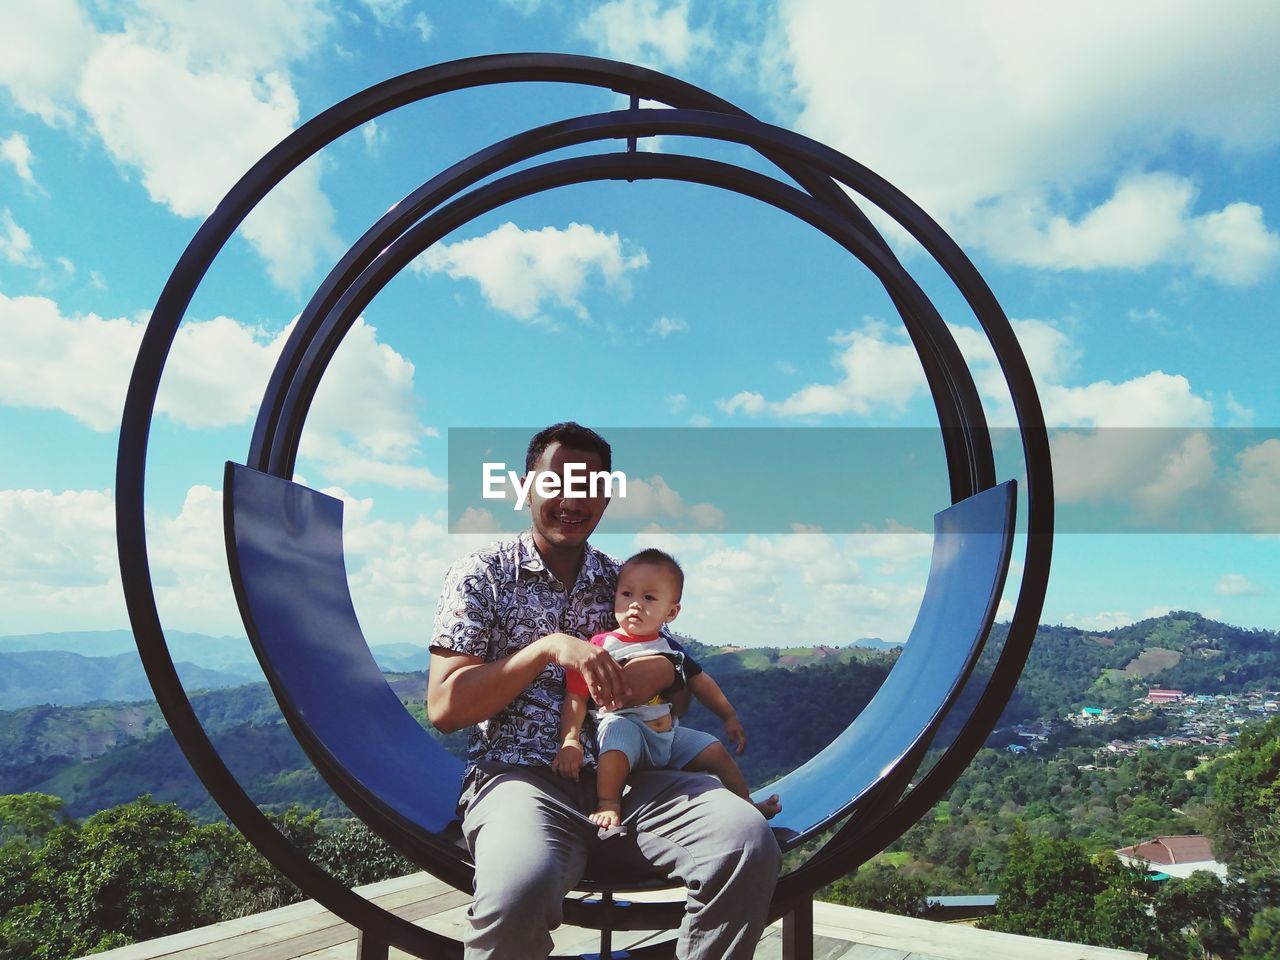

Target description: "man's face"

left=526, top=442, right=610, bottom=554
left=614, top=562, right=681, bottom=637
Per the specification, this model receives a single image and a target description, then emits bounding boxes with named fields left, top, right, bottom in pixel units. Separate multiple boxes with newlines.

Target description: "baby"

left=554, top=547, right=782, bottom=830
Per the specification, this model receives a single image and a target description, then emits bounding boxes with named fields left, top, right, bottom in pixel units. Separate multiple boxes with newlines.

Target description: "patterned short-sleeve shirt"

left=431, top=530, right=620, bottom=774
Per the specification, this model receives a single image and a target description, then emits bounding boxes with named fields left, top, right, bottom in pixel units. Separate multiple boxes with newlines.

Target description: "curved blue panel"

left=757, top=480, right=1015, bottom=848
left=224, top=462, right=466, bottom=858
left=227, top=459, right=1013, bottom=880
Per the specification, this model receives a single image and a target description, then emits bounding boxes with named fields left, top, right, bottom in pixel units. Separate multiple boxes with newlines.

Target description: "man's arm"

left=428, top=633, right=635, bottom=733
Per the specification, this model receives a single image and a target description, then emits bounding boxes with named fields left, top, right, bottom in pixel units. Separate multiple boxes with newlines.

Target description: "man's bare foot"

left=590, top=799, right=622, bottom=830
left=754, top=794, right=782, bottom=819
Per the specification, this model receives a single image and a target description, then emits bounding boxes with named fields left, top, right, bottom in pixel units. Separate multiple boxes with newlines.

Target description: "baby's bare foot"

left=590, top=800, right=622, bottom=830
left=755, top=794, right=782, bottom=819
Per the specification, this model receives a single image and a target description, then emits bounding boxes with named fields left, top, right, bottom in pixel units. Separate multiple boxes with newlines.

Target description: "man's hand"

left=723, top=714, right=747, bottom=755
left=542, top=633, right=631, bottom=711
left=552, top=740, right=583, bottom=780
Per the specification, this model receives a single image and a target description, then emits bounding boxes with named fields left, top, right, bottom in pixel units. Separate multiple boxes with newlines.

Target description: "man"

left=428, top=422, right=780, bottom=959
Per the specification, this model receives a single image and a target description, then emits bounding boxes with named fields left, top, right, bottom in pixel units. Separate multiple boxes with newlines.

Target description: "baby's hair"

left=622, top=548, right=684, bottom=601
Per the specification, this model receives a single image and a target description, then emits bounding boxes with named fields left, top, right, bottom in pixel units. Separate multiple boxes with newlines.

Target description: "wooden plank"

left=832, top=945, right=910, bottom=960
left=808, top=903, right=1146, bottom=960
left=81, top=888, right=1149, bottom=960
left=123, top=885, right=466, bottom=960
left=754, top=929, right=853, bottom=960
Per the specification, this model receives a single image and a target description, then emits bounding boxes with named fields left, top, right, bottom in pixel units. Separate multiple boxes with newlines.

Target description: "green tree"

left=1154, top=870, right=1235, bottom=960
left=312, top=820, right=414, bottom=889
left=0, top=794, right=67, bottom=848
left=1240, top=906, right=1280, bottom=960
left=982, top=827, right=1161, bottom=954
left=820, top=862, right=929, bottom=917
left=1205, top=717, right=1280, bottom=875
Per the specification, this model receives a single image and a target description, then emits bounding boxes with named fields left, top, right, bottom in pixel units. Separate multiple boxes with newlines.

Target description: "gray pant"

left=461, top=764, right=780, bottom=959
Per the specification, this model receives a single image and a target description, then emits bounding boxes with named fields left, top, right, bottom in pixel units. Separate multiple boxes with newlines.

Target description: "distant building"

left=1115, top=835, right=1227, bottom=879
left=1147, top=688, right=1184, bottom=704
left=1081, top=706, right=1103, bottom=717
left=924, top=894, right=999, bottom=922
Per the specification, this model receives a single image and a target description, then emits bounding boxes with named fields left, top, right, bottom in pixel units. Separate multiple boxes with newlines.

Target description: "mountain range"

left=1, top=612, right=1275, bottom=820
left=0, top=630, right=430, bottom=710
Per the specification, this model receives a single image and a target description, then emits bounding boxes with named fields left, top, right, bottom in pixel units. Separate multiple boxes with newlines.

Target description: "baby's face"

left=614, top=562, right=681, bottom=637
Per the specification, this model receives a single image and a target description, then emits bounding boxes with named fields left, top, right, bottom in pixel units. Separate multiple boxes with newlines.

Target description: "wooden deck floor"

left=82, top=872, right=1147, bottom=960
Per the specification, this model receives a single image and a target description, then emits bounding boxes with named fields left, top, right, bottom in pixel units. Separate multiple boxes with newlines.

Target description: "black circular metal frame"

left=116, top=53, right=1054, bottom=958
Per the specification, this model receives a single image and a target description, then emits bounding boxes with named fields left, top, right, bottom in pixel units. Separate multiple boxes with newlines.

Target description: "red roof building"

left=1115, top=835, right=1225, bottom=878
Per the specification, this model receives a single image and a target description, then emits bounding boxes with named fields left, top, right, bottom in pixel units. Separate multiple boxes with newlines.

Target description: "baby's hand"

left=724, top=714, right=747, bottom=755
left=553, top=741, right=583, bottom=780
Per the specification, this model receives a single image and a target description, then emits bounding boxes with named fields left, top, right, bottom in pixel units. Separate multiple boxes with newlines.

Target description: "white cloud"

left=356, top=0, right=410, bottom=27
left=1050, top=429, right=1215, bottom=512
left=1, top=133, right=39, bottom=188
left=664, top=393, right=688, bottom=413
left=338, top=504, right=498, bottom=639
left=122, top=0, right=332, bottom=76
left=1127, top=307, right=1170, bottom=334
left=301, top=317, right=445, bottom=491
left=1041, top=372, right=1213, bottom=429
left=415, top=222, right=649, bottom=325
left=1062, top=611, right=1136, bottom=631
left=1188, top=202, right=1280, bottom=285
left=649, top=315, right=688, bottom=337
left=720, top=315, right=1214, bottom=429
left=1224, top=393, right=1255, bottom=426
left=412, top=11, right=434, bottom=42
left=1231, top=439, right=1280, bottom=533
left=0, top=293, right=140, bottom=429
left=717, top=390, right=767, bottom=416
left=0, top=210, right=41, bottom=268
left=0, top=0, right=97, bottom=125
left=0, top=1, right=338, bottom=292
left=671, top=532, right=931, bottom=646
left=964, top=174, right=1280, bottom=285
left=777, top=1, right=1280, bottom=283
left=1133, top=430, right=1215, bottom=514
left=80, top=35, right=340, bottom=292
left=1216, top=573, right=1264, bottom=597
left=579, top=0, right=713, bottom=70
left=604, top=475, right=726, bottom=531
left=0, top=482, right=477, bottom=641
left=0, top=292, right=437, bottom=490
left=0, top=488, right=116, bottom=588
left=452, top=507, right=502, bottom=534
left=0, top=484, right=242, bottom=636
left=361, top=121, right=387, bottom=155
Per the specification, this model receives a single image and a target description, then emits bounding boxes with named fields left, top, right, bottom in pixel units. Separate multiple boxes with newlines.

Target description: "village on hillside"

left=1039, top=688, right=1280, bottom=757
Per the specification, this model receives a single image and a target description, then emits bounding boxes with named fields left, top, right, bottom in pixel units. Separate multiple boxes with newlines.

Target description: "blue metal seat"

left=758, top=478, right=1016, bottom=847
left=224, top=460, right=1015, bottom=956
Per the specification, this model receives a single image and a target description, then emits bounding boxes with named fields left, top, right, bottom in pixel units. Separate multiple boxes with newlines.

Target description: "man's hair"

left=525, top=421, right=612, bottom=474
left=622, top=548, right=684, bottom=601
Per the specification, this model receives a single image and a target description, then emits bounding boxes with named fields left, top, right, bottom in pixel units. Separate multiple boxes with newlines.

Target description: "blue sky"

left=1, top=0, right=1277, bottom=649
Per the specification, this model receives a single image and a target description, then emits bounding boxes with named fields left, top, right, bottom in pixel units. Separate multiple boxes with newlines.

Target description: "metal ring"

left=117, top=53, right=1053, bottom=957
